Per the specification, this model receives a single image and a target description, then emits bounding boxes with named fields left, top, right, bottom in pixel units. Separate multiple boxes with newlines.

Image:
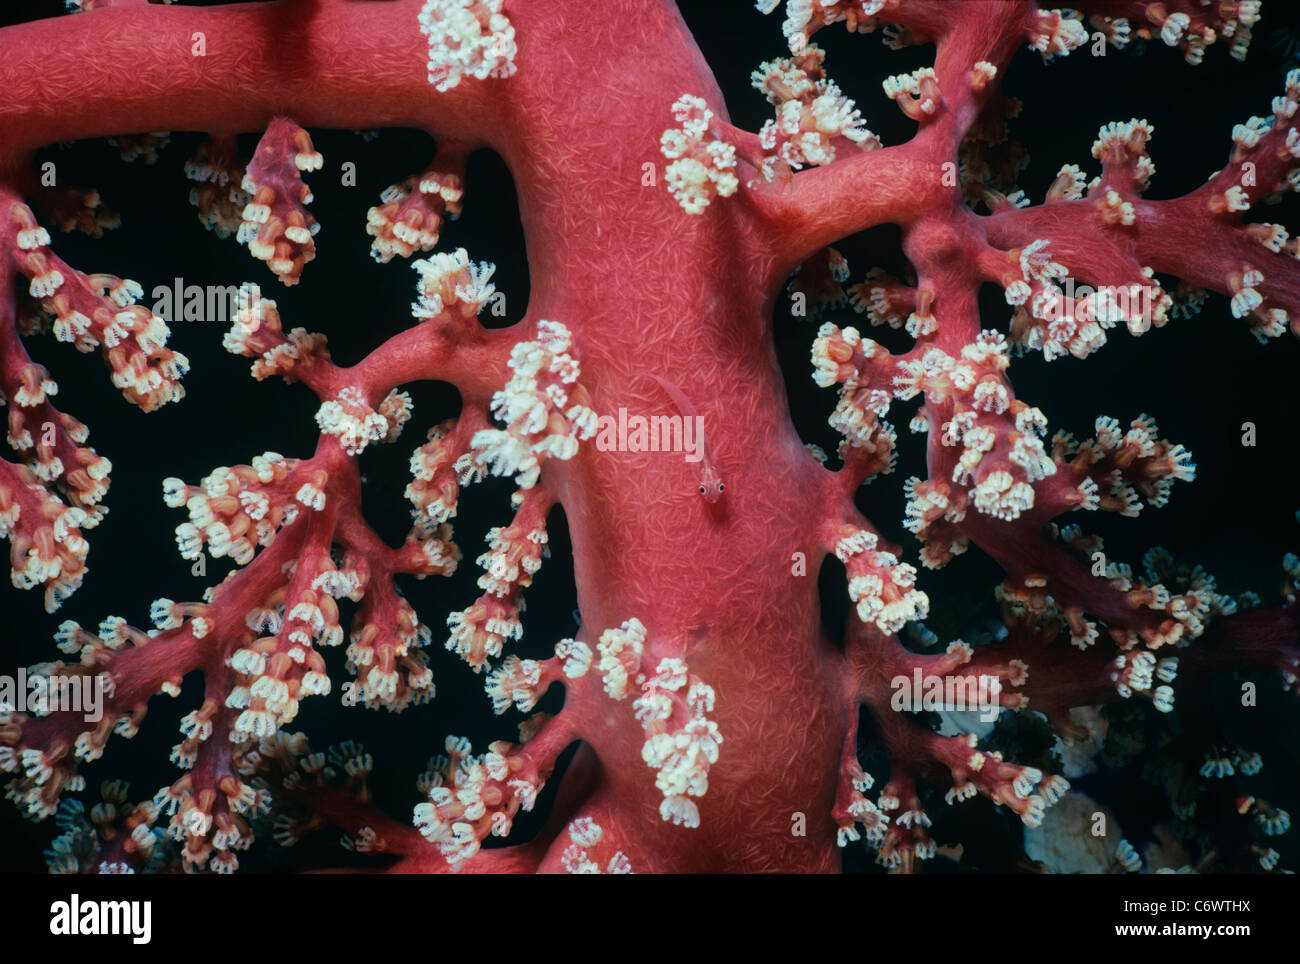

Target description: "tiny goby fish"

left=649, top=374, right=724, bottom=504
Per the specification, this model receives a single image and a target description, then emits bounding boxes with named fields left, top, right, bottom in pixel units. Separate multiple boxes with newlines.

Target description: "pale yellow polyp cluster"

left=225, top=637, right=332, bottom=742
left=222, top=284, right=330, bottom=382
left=162, top=452, right=349, bottom=566
left=882, top=67, right=942, bottom=121
left=444, top=486, right=552, bottom=673
left=902, top=478, right=970, bottom=569
left=411, top=247, right=496, bottom=321
left=1027, top=9, right=1088, bottom=60
left=419, top=0, right=518, bottom=93
left=315, top=387, right=411, bottom=457
left=236, top=126, right=321, bottom=286
left=660, top=95, right=740, bottom=215
left=0, top=487, right=90, bottom=612
left=1004, top=236, right=1170, bottom=358
left=757, top=0, right=896, bottom=56
left=810, top=323, right=898, bottom=476
left=9, top=201, right=188, bottom=412
left=1091, top=118, right=1156, bottom=188
left=555, top=617, right=723, bottom=830
left=637, top=658, right=721, bottom=829
left=752, top=46, right=879, bottom=177
left=968, top=61, right=998, bottom=91
left=348, top=596, right=441, bottom=712
left=813, top=321, right=1060, bottom=530
left=485, top=655, right=545, bottom=714
left=406, top=421, right=465, bottom=526
left=596, top=618, right=646, bottom=700
left=835, top=528, right=929, bottom=634
left=470, top=320, right=598, bottom=489
left=367, top=164, right=464, bottom=263
left=413, top=735, right=544, bottom=869
left=1110, top=650, right=1177, bottom=711
left=477, top=522, right=547, bottom=597
left=560, top=818, right=633, bottom=874
left=836, top=764, right=889, bottom=847
left=154, top=769, right=268, bottom=873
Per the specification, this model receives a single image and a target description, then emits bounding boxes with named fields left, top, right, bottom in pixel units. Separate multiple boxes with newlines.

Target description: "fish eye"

left=699, top=485, right=707, bottom=495
left=717, top=483, right=725, bottom=492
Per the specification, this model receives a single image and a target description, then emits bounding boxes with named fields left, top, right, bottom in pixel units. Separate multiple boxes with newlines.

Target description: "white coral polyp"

left=971, top=470, right=1036, bottom=521
left=753, top=48, right=879, bottom=174
left=316, top=387, right=393, bottom=457
left=642, top=712, right=722, bottom=823
left=597, top=618, right=647, bottom=700
left=587, top=615, right=724, bottom=832
left=1030, top=9, right=1088, bottom=59
left=661, top=95, right=739, bottom=215
left=412, top=248, right=496, bottom=319
left=470, top=320, right=597, bottom=489
left=419, top=0, right=518, bottom=93
left=839, top=532, right=930, bottom=635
